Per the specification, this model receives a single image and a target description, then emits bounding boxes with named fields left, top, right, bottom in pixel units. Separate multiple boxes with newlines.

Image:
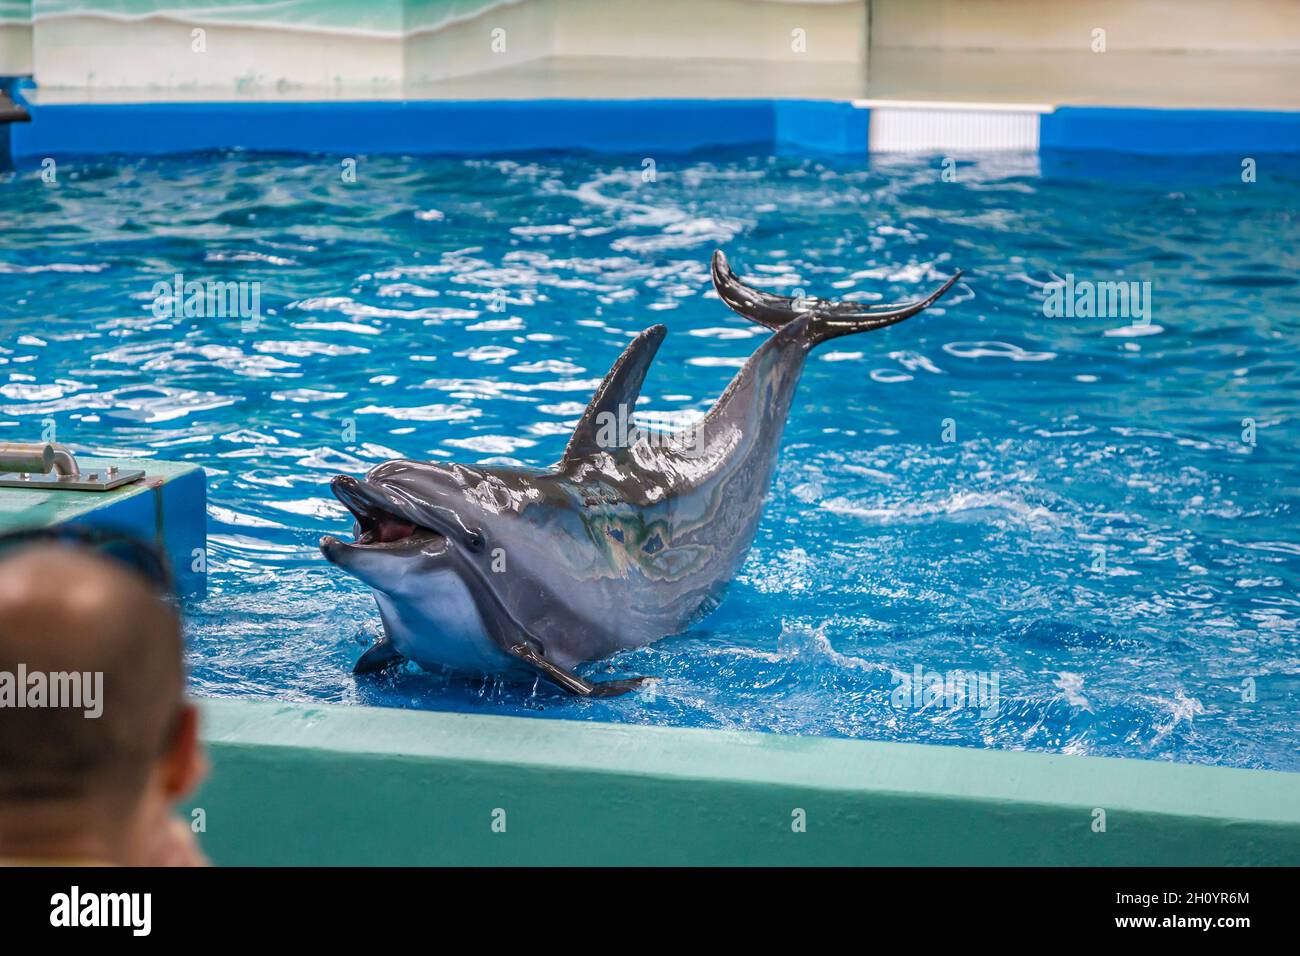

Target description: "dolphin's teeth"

left=358, top=530, right=376, bottom=545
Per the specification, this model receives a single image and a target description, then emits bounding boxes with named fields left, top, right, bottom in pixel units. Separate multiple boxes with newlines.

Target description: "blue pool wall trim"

left=10, top=98, right=782, bottom=160
left=73, top=466, right=208, bottom=598
left=1040, top=106, right=1300, bottom=156
left=6, top=93, right=1300, bottom=162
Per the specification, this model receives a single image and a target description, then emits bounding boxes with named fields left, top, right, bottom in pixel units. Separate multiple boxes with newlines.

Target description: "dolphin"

left=321, top=250, right=961, bottom=696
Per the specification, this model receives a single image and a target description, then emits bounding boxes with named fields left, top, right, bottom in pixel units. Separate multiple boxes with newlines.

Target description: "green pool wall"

left=189, top=697, right=1300, bottom=866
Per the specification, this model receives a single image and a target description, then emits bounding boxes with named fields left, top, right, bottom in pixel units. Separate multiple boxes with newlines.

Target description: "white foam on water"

left=511, top=359, right=584, bottom=374
left=1103, top=323, right=1165, bottom=337
left=1053, top=672, right=1092, bottom=711
left=688, top=326, right=761, bottom=340
left=686, top=356, right=748, bottom=368
left=353, top=404, right=479, bottom=422
left=454, top=345, right=518, bottom=363
left=0, top=262, right=108, bottom=273
left=943, top=340, right=1057, bottom=362
left=822, top=490, right=1057, bottom=528
left=776, top=622, right=889, bottom=674
left=444, top=434, right=538, bottom=455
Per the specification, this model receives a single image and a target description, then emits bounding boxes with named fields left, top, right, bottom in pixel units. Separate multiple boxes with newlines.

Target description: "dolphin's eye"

left=465, top=530, right=486, bottom=553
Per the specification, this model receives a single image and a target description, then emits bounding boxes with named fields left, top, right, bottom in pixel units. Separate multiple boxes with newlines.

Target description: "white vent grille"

left=859, top=100, right=1051, bottom=153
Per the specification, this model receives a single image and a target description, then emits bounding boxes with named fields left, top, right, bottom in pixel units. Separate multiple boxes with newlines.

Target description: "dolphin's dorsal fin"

left=561, top=324, right=666, bottom=464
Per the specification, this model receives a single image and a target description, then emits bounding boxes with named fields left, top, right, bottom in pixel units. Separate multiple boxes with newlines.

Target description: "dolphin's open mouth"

left=325, top=475, right=444, bottom=551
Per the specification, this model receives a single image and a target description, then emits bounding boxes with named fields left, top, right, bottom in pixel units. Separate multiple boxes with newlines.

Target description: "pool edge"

left=189, top=697, right=1300, bottom=866
left=8, top=94, right=1300, bottom=163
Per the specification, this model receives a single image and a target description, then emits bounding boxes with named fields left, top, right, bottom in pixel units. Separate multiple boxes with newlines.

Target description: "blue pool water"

left=2, top=148, right=1297, bottom=771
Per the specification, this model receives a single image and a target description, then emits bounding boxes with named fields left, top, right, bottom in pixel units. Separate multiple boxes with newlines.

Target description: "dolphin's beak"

left=330, top=475, right=417, bottom=542
left=321, top=475, right=448, bottom=576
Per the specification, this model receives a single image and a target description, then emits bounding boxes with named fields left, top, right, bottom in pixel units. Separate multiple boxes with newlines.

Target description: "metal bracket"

left=0, top=441, right=145, bottom=492
left=0, top=467, right=146, bottom=492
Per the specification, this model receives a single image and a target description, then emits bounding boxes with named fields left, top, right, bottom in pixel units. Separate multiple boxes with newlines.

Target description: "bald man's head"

left=0, top=543, right=183, bottom=807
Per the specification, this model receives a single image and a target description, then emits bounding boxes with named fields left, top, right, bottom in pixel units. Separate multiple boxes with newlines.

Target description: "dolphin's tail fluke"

left=710, top=249, right=961, bottom=347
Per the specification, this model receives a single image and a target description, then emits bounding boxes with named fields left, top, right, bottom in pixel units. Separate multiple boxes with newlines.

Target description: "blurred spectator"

left=0, top=536, right=207, bottom=866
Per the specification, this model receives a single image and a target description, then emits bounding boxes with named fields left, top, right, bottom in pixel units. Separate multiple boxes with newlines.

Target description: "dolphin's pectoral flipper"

left=711, top=249, right=961, bottom=345
left=507, top=641, right=649, bottom=697
left=561, top=324, right=667, bottom=464
left=354, top=638, right=407, bottom=675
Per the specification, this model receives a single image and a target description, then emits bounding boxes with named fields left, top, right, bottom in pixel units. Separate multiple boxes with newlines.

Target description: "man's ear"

left=160, top=702, right=207, bottom=801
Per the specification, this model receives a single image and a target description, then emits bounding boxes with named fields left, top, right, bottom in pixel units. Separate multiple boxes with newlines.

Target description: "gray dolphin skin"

left=321, top=250, right=961, bottom=696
